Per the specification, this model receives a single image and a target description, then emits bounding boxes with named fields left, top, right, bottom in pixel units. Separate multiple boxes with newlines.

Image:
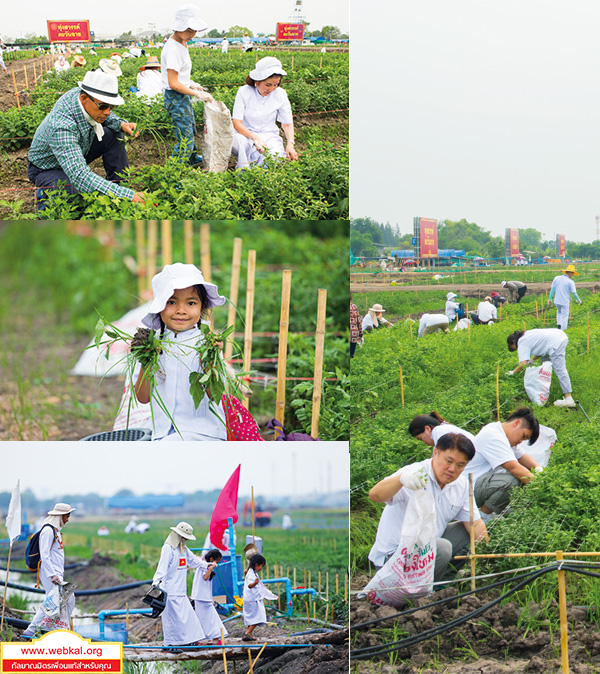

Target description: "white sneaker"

left=554, top=398, right=576, bottom=408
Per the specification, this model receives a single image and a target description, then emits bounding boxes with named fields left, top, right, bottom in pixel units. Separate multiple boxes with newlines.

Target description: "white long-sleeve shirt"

left=39, top=525, right=64, bottom=582
left=152, top=544, right=203, bottom=596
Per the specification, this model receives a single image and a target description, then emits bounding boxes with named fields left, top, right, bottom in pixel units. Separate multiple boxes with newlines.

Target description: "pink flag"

left=209, top=465, right=241, bottom=551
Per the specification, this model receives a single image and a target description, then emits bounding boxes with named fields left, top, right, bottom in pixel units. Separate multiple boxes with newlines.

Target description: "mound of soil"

left=350, top=573, right=600, bottom=673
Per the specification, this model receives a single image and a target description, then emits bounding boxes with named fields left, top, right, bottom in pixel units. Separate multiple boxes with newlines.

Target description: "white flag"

left=5, top=480, right=21, bottom=546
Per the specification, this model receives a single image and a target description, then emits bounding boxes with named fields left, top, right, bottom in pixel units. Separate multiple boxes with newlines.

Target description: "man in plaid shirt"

left=350, top=296, right=363, bottom=358
left=28, top=70, right=145, bottom=209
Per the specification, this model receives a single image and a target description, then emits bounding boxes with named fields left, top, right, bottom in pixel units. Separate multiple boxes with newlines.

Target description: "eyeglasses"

left=88, top=95, right=115, bottom=111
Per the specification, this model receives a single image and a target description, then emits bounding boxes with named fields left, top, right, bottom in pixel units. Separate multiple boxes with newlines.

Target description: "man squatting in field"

left=27, top=70, right=145, bottom=209
left=369, top=433, right=488, bottom=582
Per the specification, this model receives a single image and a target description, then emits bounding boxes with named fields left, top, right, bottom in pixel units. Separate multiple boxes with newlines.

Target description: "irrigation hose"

left=351, top=565, right=557, bottom=659
left=1, top=579, right=152, bottom=595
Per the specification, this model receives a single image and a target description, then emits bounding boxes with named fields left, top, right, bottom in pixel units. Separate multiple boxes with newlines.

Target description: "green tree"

left=207, top=29, right=224, bottom=38
left=116, top=30, right=135, bottom=43
left=320, top=25, right=342, bottom=40
left=350, top=231, right=378, bottom=257
left=227, top=25, right=253, bottom=37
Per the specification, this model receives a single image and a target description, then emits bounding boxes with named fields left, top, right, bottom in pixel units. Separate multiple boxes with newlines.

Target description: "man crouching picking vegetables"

left=368, top=433, right=488, bottom=583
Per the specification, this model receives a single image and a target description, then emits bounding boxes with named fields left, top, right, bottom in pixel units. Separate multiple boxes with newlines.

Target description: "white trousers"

left=555, top=304, right=570, bottom=330
left=543, top=338, right=571, bottom=394
left=231, top=133, right=285, bottom=169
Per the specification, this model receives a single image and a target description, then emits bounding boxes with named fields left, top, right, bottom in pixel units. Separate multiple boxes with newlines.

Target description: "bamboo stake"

left=400, top=366, right=404, bottom=405
left=243, top=250, right=257, bottom=409
left=318, top=571, right=321, bottom=594
left=248, top=650, right=253, bottom=674
left=33, top=61, right=37, bottom=82
left=469, top=473, right=476, bottom=591
left=184, top=221, right=193, bottom=264
left=221, top=628, right=228, bottom=674
left=126, top=602, right=129, bottom=632
left=304, top=569, right=307, bottom=586
left=23, top=65, right=28, bottom=90
left=336, top=574, right=339, bottom=594
left=313, top=602, right=316, bottom=619
left=306, top=601, right=310, bottom=623
left=200, top=223, right=211, bottom=281
left=326, top=572, right=329, bottom=600
left=587, top=312, right=590, bottom=355
left=161, top=221, right=172, bottom=265
left=496, top=365, right=500, bottom=421
left=409, top=322, right=413, bottom=340
left=274, top=270, right=292, bottom=436
left=311, top=289, right=327, bottom=437
left=251, top=486, right=255, bottom=543
left=11, top=70, right=20, bottom=109
left=146, top=221, right=157, bottom=292
left=535, top=300, right=538, bottom=319
left=252, top=643, right=268, bottom=669
left=325, top=605, right=328, bottom=623
left=557, top=550, right=569, bottom=674
left=266, top=563, right=269, bottom=579
left=225, top=238, right=243, bottom=361
left=1, top=545, right=13, bottom=632
left=135, top=221, right=145, bottom=301
left=308, top=570, right=311, bottom=589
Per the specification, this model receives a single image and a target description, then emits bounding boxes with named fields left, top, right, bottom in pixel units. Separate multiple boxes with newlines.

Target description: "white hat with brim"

left=501, top=281, right=507, bottom=288
left=171, top=4, right=208, bottom=32
left=142, top=263, right=226, bottom=330
left=446, top=292, right=457, bottom=300
left=368, top=303, right=386, bottom=313
left=249, top=56, right=287, bottom=81
left=170, top=521, right=196, bottom=540
left=99, top=58, right=122, bottom=77
left=47, top=503, right=76, bottom=516
left=78, top=70, right=124, bottom=106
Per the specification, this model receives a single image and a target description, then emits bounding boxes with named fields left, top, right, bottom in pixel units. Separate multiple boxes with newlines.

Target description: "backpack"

left=25, top=524, right=58, bottom=586
left=456, top=303, right=466, bottom=320
left=221, top=394, right=264, bottom=441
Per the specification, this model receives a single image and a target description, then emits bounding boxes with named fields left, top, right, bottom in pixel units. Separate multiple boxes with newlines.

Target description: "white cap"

left=446, top=292, right=457, bottom=300
left=142, top=263, right=226, bottom=330
left=249, top=57, right=287, bottom=81
left=171, top=4, right=208, bottom=32
left=78, top=70, right=124, bottom=105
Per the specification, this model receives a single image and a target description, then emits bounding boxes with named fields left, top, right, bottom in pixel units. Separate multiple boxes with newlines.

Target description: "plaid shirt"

left=350, top=303, right=362, bottom=343
left=28, top=88, right=135, bottom=200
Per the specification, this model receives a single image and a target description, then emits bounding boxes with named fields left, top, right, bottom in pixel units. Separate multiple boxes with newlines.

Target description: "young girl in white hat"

left=134, top=262, right=227, bottom=441
left=152, top=522, right=205, bottom=648
left=231, top=57, right=298, bottom=169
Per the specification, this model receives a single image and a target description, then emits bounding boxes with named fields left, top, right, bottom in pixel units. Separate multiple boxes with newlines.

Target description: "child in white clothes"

left=191, top=548, right=228, bottom=644
left=242, top=553, right=277, bottom=641
left=134, top=263, right=227, bottom=441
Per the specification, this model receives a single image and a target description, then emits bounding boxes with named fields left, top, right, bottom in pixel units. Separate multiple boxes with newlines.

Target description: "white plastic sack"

left=364, top=490, right=437, bottom=607
left=524, top=361, right=553, bottom=406
left=517, top=424, right=556, bottom=468
left=40, top=584, right=61, bottom=618
left=454, top=318, right=472, bottom=331
left=41, top=583, right=76, bottom=630
left=203, top=100, right=234, bottom=172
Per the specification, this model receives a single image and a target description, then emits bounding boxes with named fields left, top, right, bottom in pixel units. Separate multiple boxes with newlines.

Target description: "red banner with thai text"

left=507, top=228, right=519, bottom=257
left=418, top=218, right=438, bottom=258
left=47, top=20, right=91, bottom=43
left=276, top=23, right=305, bottom=41
left=557, top=234, right=566, bottom=257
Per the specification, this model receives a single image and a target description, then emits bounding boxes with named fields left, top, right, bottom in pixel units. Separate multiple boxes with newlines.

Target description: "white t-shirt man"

left=550, top=275, right=578, bottom=306
left=368, top=457, right=479, bottom=566
left=467, top=421, right=527, bottom=484
left=477, top=300, right=497, bottom=323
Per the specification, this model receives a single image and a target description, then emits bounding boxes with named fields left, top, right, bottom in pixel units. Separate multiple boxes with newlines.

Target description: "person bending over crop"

left=152, top=522, right=205, bottom=649
left=232, top=57, right=298, bottom=169
left=362, top=303, right=390, bottom=332
left=500, top=280, right=527, bottom=303
left=133, top=263, right=228, bottom=441
left=369, top=433, right=488, bottom=581
left=467, top=408, right=541, bottom=523
left=418, top=313, right=450, bottom=337
left=161, top=5, right=214, bottom=165
left=506, top=328, right=575, bottom=407
left=27, top=70, right=144, bottom=211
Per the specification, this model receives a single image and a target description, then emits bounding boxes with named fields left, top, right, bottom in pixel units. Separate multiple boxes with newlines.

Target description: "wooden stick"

left=496, top=364, right=500, bottom=421
left=306, top=601, right=310, bottom=623
left=135, top=221, right=146, bottom=301
left=23, top=65, right=28, bottom=90
left=200, top=223, right=211, bottom=281
left=535, top=300, right=539, bottom=319
left=221, top=628, right=228, bottom=674
left=336, top=574, right=339, bottom=594
left=400, top=366, right=404, bottom=405
left=225, top=238, right=243, bottom=361
left=33, top=61, right=37, bottom=82
left=243, top=250, right=256, bottom=409
left=11, top=70, right=20, bottom=109
left=557, top=550, right=570, bottom=674
left=161, top=221, right=172, bottom=265
left=308, top=570, right=311, bottom=590
left=469, top=473, right=476, bottom=591
left=318, top=571, right=321, bottom=594
left=326, top=572, right=329, bottom=601
left=126, top=602, right=129, bottom=632
left=274, top=271, right=292, bottom=436
left=184, top=221, right=193, bottom=264
left=146, top=221, right=157, bottom=293
left=325, top=605, right=328, bottom=623
left=251, top=643, right=268, bottom=670
left=311, top=289, right=327, bottom=437
left=587, top=312, right=590, bottom=355
left=248, top=649, right=253, bottom=674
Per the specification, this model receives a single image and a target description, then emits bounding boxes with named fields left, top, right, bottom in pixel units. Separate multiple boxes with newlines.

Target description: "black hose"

left=0, top=616, right=29, bottom=630
left=289, top=628, right=333, bottom=636
left=2, top=579, right=152, bottom=596
left=351, top=565, right=557, bottom=659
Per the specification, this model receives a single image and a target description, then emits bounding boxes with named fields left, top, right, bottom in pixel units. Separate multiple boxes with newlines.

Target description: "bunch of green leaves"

left=189, top=323, right=250, bottom=418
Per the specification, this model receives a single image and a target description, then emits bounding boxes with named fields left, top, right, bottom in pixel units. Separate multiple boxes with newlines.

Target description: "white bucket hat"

left=249, top=57, right=287, bottom=81
left=142, top=263, right=226, bottom=330
left=501, top=281, right=507, bottom=288
left=170, top=521, right=196, bottom=540
left=98, top=58, right=122, bottom=77
left=446, top=292, right=457, bottom=300
left=368, top=303, right=386, bottom=313
left=47, top=503, right=76, bottom=516
left=78, top=70, right=124, bottom=106
left=171, top=4, right=208, bottom=32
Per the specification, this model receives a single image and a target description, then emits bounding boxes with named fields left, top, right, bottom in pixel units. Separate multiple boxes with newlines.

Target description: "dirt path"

left=0, top=54, right=52, bottom=111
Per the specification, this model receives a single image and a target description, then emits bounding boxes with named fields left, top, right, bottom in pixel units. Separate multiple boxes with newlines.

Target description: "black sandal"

left=242, top=634, right=256, bottom=642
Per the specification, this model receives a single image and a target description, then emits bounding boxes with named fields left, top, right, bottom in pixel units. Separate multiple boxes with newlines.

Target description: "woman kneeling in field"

left=232, top=57, right=298, bottom=169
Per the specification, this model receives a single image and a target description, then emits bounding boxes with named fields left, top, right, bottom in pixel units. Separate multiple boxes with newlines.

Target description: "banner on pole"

left=47, top=20, right=91, bottom=43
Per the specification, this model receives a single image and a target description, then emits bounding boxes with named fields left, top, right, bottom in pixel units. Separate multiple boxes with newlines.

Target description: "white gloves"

left=400, top=467, right=428, bottom=491
left=506, top=370, right=514, bottom=376
left=533, top=466, right=543, bottom=473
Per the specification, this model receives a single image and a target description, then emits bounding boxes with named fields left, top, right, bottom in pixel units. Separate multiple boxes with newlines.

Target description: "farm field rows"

left=0, top=49, right=348, bottom=219
left=350, top=277, right=600, bottom=671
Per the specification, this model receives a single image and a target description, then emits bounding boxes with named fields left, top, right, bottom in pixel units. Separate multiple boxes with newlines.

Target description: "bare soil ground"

left=350, top=573, right=600, bottom=674
left=0, top=55, right=50, bottom=111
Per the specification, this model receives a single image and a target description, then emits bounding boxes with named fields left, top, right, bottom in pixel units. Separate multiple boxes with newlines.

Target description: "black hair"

left=205, top=549, right=223, bottom=563
left=158, top=283, right=211, bottom=336
left=248, top=553, right=266, bottom=570
left=507, top=330, right=525, bottom=351
left=435, top=432, right=476, bottom=461
left=506, top=407, right=539, bottom=445
left=245, top=74, right=282, bottom=87
left=408, top=411, right=446, bottom=437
